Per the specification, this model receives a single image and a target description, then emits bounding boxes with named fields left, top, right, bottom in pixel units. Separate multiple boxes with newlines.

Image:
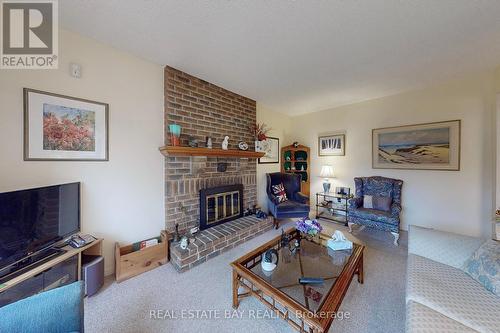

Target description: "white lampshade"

left=319, top=165, right=335, bottom=179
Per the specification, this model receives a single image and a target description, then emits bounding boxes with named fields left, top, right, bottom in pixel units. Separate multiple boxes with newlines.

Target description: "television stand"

left=0, top=248, right=66, bottom=284
left=0, top=238, right=103, bottom=307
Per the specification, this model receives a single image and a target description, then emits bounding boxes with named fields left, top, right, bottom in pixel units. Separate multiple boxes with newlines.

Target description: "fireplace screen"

left=200, top=184, right=243, bottom=230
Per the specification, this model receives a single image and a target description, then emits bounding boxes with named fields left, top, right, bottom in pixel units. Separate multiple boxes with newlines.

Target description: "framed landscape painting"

left=372, top=120, right=460, bottom=170
left=24, top=88, right=109, bottom=161
left=318, top=134, right=345, bottom=156
left=258, top=137, right=279, bottom=164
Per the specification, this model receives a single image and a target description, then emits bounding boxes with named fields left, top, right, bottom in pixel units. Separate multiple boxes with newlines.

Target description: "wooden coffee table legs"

left=356, top=252, right=364, bottom=284
left=232, top=270, right=240, bottom=309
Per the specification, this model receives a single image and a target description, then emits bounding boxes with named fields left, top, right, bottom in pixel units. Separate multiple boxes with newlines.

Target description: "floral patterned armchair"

left=347, top=176, right=403, bottom=245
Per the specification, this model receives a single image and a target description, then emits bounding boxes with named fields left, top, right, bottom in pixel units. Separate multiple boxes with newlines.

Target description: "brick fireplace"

left=164, top=66, right=258, bottom=232
left=199, top=184, right=243, bottom=230
left=164, top=66, right=273, bottom=271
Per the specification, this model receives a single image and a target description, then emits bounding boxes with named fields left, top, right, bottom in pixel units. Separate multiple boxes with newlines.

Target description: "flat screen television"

left=0, top=182, right=80, bottom=271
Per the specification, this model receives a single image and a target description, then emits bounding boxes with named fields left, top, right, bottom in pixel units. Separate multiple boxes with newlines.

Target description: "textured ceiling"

left=60, top=0, right=500, bottom=115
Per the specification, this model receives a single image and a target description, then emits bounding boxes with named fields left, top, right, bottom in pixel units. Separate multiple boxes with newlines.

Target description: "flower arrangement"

left=250, top=123, right=271, bottom=141
left=296, top=218, right=323, bottom=237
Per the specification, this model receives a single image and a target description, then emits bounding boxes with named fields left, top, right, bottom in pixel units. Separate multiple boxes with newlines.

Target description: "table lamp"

left=319, top=165, right=335, bottom=193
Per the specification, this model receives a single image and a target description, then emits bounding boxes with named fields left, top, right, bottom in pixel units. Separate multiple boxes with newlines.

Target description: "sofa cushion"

left=0, top=281, right=83, bottom=333
left=349, top=207, right=399, bottom=225
left=363, top=195, right=373, bottom=208
left=373, top=195, right=392, bottom=212
left=462, top=240, right=500, bottom=296
left=408, top=225, right=485, bottom=269
left=276, top=200, right=309, bottom=213
left=406, top=300, right=478, bottom=333
left=407, top=254, right=500, bottom=333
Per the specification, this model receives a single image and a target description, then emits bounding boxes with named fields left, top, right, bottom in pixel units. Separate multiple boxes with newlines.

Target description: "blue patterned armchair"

left=347, top=176, right=403, bottom=245
left=266, top=172, right=310, bottom=229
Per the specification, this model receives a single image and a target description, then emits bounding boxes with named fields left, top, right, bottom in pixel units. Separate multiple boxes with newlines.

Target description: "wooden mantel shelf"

left=159, top=146, right=265, bottom=158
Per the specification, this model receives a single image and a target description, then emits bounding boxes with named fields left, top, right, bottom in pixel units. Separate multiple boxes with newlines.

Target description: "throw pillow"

left=363, top=195, right=373, bottom=209
left=272, top=183, right=288, bottom=203
left=373, top=196, right=392, bottom=212
left=462, top=240, right=500, bottom=296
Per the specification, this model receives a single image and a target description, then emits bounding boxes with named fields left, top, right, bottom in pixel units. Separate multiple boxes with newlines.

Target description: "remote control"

left=299, top=277, right=324, bottom=284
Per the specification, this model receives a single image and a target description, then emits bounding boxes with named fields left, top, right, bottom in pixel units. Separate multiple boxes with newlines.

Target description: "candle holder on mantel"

left=169, top=124, right=181, bottom=146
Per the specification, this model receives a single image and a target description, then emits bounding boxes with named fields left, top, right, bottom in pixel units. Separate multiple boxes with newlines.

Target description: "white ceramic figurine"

left=222, top=136, right=229, bottom=150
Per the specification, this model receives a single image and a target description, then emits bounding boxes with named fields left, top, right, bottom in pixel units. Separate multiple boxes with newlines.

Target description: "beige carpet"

left=85, top=220, right=407, bottom=333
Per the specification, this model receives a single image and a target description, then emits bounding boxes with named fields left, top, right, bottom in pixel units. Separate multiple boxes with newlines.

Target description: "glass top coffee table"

left=231, top=227, right=364, bottom=333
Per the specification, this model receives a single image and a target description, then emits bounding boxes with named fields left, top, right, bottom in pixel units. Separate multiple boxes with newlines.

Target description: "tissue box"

left=327, top=239, right=353, bottom=251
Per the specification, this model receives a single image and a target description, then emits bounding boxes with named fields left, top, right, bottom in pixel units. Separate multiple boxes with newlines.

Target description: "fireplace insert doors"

left=199, top=184, right=244, bottom=230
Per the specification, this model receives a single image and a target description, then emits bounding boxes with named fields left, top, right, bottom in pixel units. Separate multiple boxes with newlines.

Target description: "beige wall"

left=496, top=66, right=500, bottom=92
left=256, top=106, right=292, bottom=211
left=0, top=30, right=164, bottom=275
left=290, top=72, right=496, bottom=238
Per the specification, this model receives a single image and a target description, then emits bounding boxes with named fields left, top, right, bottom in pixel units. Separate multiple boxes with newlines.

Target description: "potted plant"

left=251, top=123, right=271, bottom=152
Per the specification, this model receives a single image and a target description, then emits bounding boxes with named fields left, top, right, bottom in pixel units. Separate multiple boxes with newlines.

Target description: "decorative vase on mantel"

left=169, top=124, right=181, bottom=146
left=252, top=123, right=271, bottom=152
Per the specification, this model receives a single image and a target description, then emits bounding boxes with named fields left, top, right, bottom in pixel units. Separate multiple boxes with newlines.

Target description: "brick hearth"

left=170, top=216, right=274, bottom=272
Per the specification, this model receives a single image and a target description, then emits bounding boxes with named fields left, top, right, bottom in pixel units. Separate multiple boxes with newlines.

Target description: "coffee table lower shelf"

left=230, top=228, right=364, bottom=333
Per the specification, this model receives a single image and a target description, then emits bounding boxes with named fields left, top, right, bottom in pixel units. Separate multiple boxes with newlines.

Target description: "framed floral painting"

left=24, top=88, right=109, bottom=161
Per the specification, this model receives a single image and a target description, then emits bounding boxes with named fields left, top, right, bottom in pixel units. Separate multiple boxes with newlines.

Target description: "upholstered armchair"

left=347, top=176, right=403, bottom=245
left=266, top=172, right=310, bottom=229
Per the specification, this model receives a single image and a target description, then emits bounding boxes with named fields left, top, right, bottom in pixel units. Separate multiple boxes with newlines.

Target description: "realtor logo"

left=1, top=0, right=58, bottom=69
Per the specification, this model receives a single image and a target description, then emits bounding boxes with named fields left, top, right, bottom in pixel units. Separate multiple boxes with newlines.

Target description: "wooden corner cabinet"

left=281, top=144, right=310, bottom=196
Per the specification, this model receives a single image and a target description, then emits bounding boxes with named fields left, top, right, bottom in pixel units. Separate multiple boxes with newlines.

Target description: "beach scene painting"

left=372, top=120, right=460, bottom=170
left=43, top=103, right=96, bottom=151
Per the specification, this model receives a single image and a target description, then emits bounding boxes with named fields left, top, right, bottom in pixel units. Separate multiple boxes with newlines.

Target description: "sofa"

left=406, top=225, right=500, bottom=333
left=266, top=172, right=310, bottom=229
left=348, top=176, right=403, bottom=245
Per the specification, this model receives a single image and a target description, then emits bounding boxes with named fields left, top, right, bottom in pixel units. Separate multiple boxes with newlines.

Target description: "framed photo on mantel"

left=372, top=120, right=461, bottom=171
left=24, top=88, right=109, bottom=161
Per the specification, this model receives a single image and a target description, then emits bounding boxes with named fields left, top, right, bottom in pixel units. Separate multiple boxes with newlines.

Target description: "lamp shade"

left=320, top=165, right=335, bottom=178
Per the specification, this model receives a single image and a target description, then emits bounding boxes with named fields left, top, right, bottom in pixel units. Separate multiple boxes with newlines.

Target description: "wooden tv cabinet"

left=0, top=238, right=103, bottom=307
